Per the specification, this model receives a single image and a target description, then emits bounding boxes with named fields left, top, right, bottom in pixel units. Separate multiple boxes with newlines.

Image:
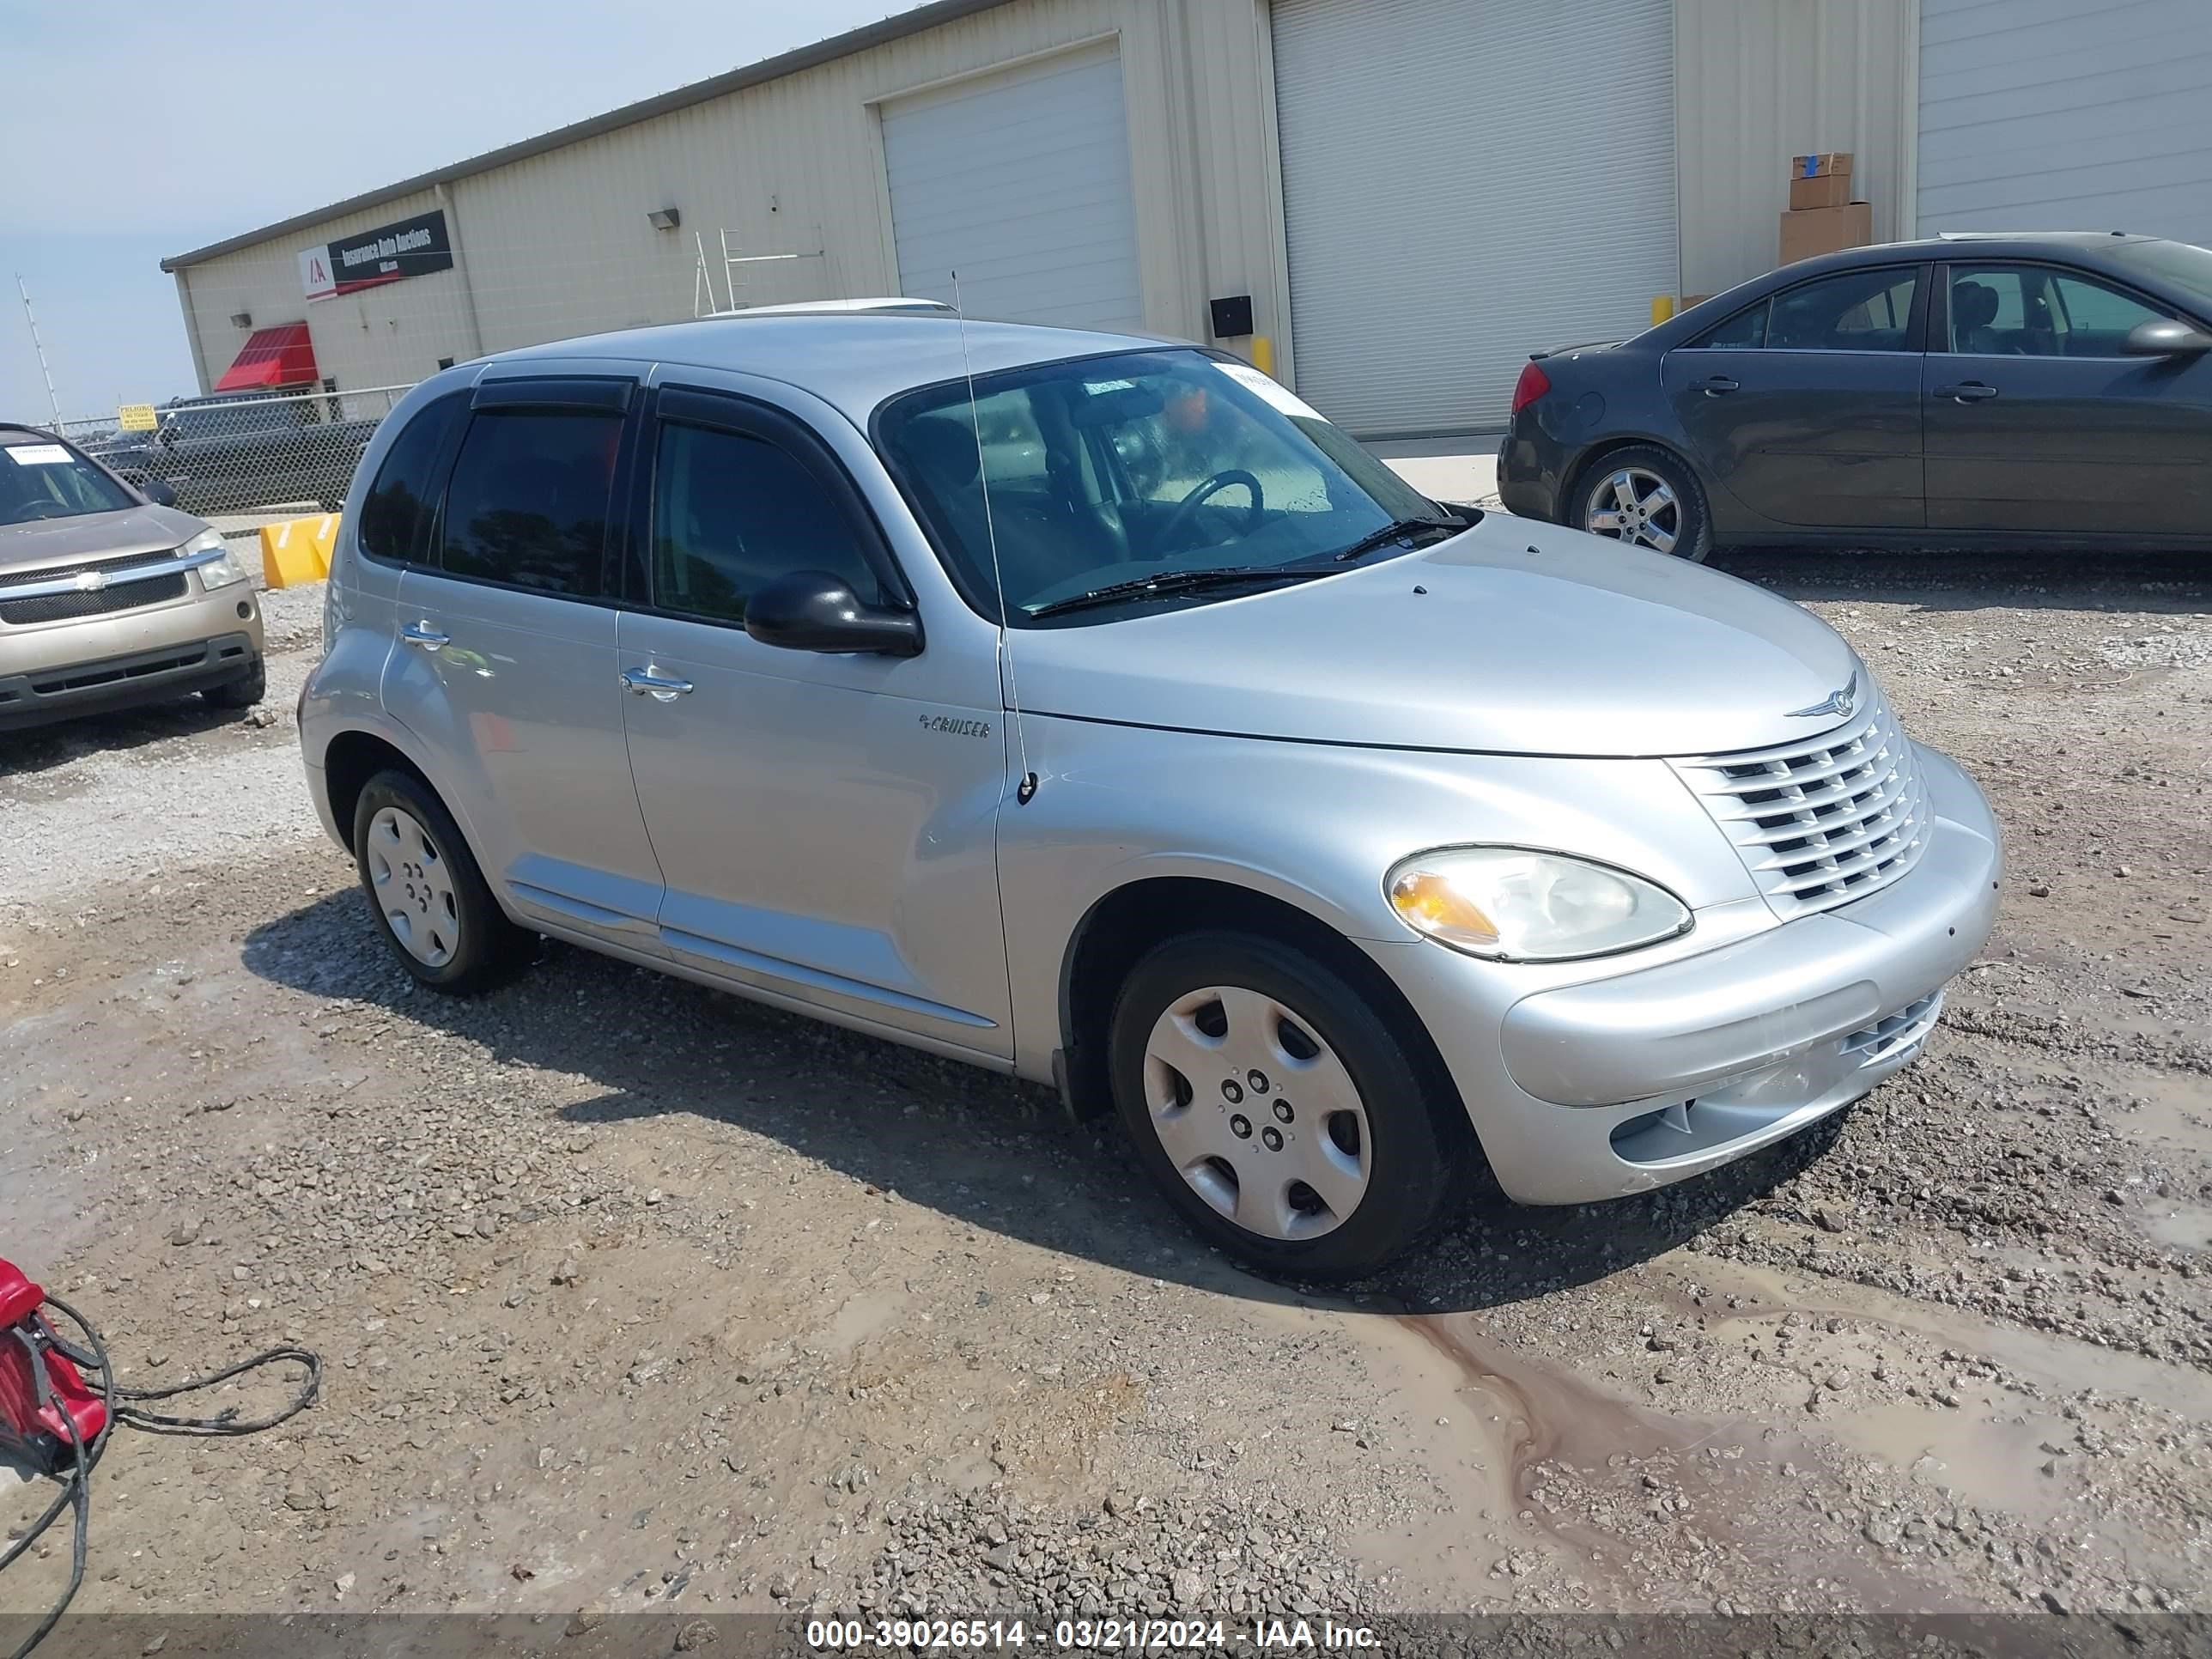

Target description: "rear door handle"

left=400, top=622, right=450, bottom=650
left=1700, top=376, right=1740, bottom=396
left=620, top=665, right=696, bottom=702
left=1934, top=382, right=1999, bottom=402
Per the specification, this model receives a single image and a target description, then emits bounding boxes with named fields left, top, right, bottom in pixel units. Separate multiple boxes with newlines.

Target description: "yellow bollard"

left=1650, top=295, right=1677, bottom=325
left=258, top=515, right=334, bottom=589
left=1250, top=335, right=1275, bottom=376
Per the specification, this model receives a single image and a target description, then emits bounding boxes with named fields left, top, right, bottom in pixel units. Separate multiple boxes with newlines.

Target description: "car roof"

left=1644, top=232, right=2201, bottom=347
left=479, top=312, right=1184, bottom=425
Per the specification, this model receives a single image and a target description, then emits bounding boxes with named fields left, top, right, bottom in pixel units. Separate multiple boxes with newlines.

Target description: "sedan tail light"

left=1510, top=361, right=1553, bottom=416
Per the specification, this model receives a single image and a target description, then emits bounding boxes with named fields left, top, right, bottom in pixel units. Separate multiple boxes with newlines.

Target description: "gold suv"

left=1, top=425, right=264, bottom=731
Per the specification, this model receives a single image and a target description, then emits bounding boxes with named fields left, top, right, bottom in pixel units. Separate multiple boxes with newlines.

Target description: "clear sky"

left=2, top=0, right=899, bottom=422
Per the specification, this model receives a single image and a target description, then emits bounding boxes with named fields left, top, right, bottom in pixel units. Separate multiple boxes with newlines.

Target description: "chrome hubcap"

left=1585, top=467, right=1681, bottom=554
left=366, top=806, right=460, bottom=968
left=1141, top=985, right=1371, bottom=1241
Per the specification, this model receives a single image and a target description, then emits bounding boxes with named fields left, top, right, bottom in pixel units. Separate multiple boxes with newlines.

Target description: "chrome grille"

left=1, top=575, right=189, bottom=625
left=1672, top=695, right=1929, bottom=918
left=0, top=547, right=180, bottom=589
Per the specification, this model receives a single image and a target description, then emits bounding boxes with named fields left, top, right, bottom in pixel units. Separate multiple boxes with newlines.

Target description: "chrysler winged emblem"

left=1786, top=671, right=1857, bottom=720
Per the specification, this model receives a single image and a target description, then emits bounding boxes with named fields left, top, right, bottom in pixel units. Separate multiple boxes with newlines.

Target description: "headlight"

left=1385, top=847, right=1692, bottom=962
left=185, top=528, right=248, bottom=591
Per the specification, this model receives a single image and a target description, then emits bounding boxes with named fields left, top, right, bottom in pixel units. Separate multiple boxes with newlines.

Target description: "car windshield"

left=877, top=348, right=1449, bottom=624
left=0, top=438, right=137, bottom=526
left=2106, top=239, right=2212, bottom=315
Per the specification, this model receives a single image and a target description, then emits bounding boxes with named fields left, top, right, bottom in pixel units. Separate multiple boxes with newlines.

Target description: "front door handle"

left=1700, top=375, right=1740, bottom=396
left=1934, top=381, right=2000, bottom=403
left=620, top=665, right=696, bottom=702
left=400, top=621, right=450, bottom=650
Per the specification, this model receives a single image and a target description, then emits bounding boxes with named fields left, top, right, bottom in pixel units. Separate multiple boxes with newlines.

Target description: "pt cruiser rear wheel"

left=351, top=769, right=530, bottom=994
left=1109, top=931, right=1466, bottom=1279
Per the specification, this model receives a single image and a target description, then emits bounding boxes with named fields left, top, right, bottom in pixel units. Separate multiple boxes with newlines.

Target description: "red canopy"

left=214, top=323, right=319, bottom=392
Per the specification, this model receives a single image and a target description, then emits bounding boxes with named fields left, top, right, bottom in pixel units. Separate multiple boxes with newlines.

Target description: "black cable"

left=3, top=1294, right=318, bottom=1659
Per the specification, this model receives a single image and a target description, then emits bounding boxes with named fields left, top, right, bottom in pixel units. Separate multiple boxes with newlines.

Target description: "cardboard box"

left=1789, top=171, right=1853, bottom=210
left=1779, top=201, right=1873, bottom=264
left=1790, top=151, right=1853, bottom=179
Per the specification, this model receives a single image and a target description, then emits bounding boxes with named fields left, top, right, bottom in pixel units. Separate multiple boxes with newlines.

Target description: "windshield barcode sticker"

left=1214, top=362, right=1325, bottom=422
left=3, top=444, right=73, bottom=465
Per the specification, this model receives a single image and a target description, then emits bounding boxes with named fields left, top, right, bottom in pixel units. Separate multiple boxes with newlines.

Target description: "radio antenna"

left=951, top=269, right=1037, bottom=805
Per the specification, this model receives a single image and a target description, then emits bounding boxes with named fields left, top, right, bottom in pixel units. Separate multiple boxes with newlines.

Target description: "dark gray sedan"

left=1497, top=232, right=2212, bottom=560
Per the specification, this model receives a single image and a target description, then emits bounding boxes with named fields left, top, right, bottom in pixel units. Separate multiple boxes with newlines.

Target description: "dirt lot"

left=3, top=550, right=2209, bottom=1638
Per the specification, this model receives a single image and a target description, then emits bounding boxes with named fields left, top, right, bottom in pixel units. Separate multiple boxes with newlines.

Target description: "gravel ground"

left=3, top=547, right=2209, bottom=1638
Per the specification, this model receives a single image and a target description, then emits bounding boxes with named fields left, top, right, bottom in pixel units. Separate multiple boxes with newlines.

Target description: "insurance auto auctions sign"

left=301, top=209, right=453, bottom=302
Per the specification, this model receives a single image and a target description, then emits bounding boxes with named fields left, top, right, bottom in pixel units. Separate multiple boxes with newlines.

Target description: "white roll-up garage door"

left=1919, top=0, right=2212, bottom=245
left=1271, top=0, right=1677, bottom=437
left=880, top=42, right=1143, bottom=331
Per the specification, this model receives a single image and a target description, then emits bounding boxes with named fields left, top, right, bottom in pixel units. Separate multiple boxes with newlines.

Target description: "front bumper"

left=1384, top=745, right=2001, bottom=1205
left=0, top=630, right=261, bottom=730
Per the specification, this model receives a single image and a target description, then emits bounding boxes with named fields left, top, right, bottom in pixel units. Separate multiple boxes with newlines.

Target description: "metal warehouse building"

left=162, top=0, right=2212, bottom=438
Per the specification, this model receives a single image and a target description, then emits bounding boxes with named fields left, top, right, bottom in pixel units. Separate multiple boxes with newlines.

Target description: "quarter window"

left=1944, top=264, right=2172, bottom=356
left=437, top=410, right=621, bottom=596
left=649, top=421, right=882, bottom=624
left=358, top=391, right=467, bottom=564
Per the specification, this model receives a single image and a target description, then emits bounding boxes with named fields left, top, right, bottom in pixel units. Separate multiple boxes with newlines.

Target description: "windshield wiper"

left=1028, top=565, right=1325, bottom=619
left=1330, top=515, right=1467, bottom=562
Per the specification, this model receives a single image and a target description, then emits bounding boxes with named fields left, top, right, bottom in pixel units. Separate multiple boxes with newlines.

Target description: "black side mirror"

left=744, top=571, right=921, bottom=657
left=141, top=479, right=179, bottom=507
left=2123, top=319, right=2212, bottom=357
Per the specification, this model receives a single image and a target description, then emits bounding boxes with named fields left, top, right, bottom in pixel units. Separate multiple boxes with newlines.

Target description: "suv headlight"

left=1386, top=847, right=1692, bottom=962
left=185, top=528, right=248, bottom=591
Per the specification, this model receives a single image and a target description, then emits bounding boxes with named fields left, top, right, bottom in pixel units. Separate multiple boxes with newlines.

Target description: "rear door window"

left=1767, top=268, right=1920, bottom=351
left=437, top=410, right=623, bottom=597
left=358, top=392, right=468, bottom=564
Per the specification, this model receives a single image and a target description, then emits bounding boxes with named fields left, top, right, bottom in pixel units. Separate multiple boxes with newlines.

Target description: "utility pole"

left=17, top=274, right=65, bottom=434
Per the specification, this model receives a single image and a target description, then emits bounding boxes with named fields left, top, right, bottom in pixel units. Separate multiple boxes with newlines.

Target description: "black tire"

left=201, top=653, right=266, bottom=711
left=1568, top=443, right=1713, bottom=562
left=1107, top=930, right=1473, bottom=1281
left=351, top=769, right=531, bottom=994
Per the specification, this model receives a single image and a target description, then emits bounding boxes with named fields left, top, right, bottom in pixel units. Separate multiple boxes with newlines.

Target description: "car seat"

left=1951, top=281, right=2002, bottom=354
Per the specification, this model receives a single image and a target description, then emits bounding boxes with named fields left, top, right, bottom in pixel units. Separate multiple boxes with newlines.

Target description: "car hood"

left=0, top=504, right=205, bottom=575
left=1014, top=514, right=1865, bottom=758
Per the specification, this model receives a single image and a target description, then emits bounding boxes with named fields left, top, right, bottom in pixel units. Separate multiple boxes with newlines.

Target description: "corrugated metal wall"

left=174, top=0, right=1286, bottom=398
left=1674, top=0, right=1920, bottom=300
left=174, top=0, right=1923, bottom=420
left=1919, top=0, right=2212, bottom=244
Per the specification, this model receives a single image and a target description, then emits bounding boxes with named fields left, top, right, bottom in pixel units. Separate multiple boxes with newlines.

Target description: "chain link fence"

left=57, top=384, right=416, bottom=523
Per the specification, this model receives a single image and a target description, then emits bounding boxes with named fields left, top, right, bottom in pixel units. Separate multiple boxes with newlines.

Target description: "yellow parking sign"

left=117, top=403, right=158, bottom=433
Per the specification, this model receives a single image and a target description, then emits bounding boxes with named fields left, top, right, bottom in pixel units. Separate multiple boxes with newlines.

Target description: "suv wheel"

left=1570, top=444, right=1712, bottom=562
left=1108, top=931, right=1468, bottom=1280
left=352, top=769, right=530, bottom=994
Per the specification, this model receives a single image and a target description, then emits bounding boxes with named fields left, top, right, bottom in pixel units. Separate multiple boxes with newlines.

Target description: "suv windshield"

left=0, top=437, right=137, bottom=526
left=877, top=349, right=1450, bottom=624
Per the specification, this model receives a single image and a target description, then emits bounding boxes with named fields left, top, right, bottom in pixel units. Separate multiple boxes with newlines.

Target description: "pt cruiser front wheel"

left=1108, top=931, right=1469, bottom=1279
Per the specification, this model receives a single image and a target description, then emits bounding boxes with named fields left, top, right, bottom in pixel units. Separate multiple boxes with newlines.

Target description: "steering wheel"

left=1158, top=468, right=1264, bottom=550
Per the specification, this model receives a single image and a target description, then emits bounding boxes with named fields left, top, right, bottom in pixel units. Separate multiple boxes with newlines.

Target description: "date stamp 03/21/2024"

left=804, top=1616, right=1382, bottom=1651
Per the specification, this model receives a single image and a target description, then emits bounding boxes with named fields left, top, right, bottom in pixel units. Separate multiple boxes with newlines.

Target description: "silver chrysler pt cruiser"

left=299, top=313, right=2001, bottom=1279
